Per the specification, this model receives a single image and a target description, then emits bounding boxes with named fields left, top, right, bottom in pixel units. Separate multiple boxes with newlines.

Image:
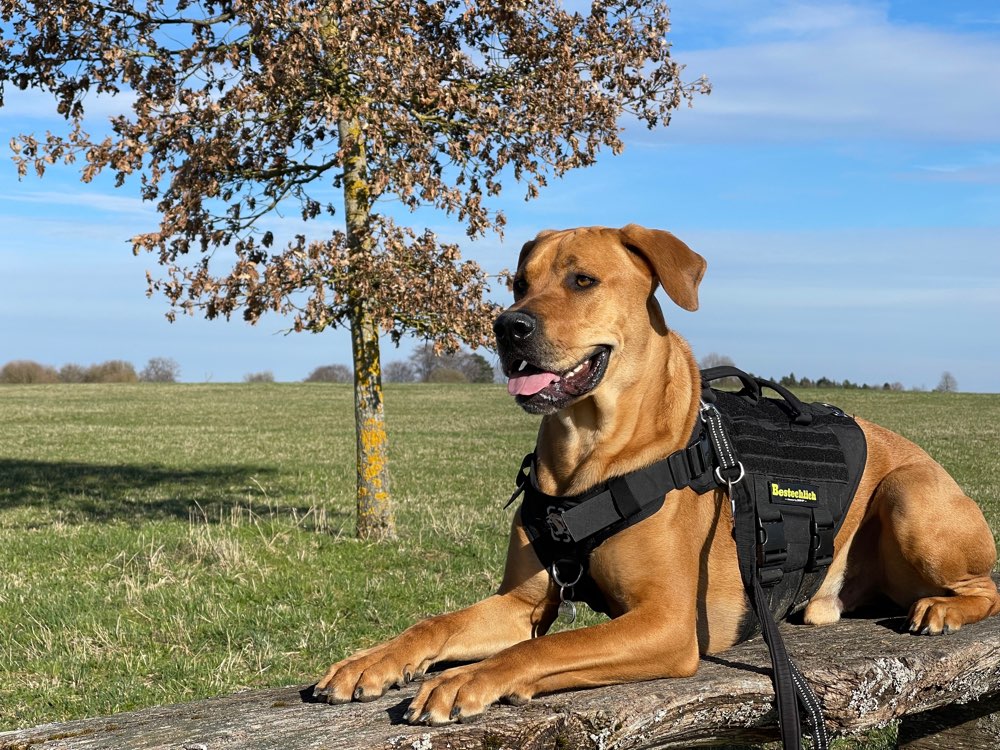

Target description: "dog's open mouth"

left=506, top=346, right=611, bottom=411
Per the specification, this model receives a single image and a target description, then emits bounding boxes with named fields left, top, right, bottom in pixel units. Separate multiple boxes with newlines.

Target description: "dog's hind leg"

left=803, top=508, right=884, bottom=626
left=876, top=461, right=1000, bottom=635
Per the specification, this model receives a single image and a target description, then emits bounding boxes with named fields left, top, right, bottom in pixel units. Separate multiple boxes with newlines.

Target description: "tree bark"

left=340, top=115, right=395, bottom=541
left=6, top=606, right=1000, bottom=749
left=350, top=303, right=395, bottom=540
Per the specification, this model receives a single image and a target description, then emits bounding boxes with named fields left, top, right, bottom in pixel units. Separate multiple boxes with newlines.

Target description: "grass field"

left=0, top=383, right=998, bottom=733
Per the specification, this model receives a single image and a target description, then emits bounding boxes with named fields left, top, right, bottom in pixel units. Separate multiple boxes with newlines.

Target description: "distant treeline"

left=4, top=353, right=955, bottom=392
left=0, top=358, right=180, bottom=384
left=773, top=373, right=908, bottom=391
left=1, top=345, right=498, bottom=386
left=306, top=344, right=495, bottom=384
left=699, top=353, right=957, bottom=393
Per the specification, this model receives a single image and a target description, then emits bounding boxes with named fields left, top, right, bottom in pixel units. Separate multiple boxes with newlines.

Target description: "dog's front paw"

left=404, top=663, right=530, bottom=725
left=908, top=596, right=966, bottom=636
left=313, top=648, right=429, bottom=705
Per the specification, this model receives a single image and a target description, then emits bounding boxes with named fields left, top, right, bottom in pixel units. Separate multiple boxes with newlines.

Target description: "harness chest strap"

left=508, top=429, right=715, bottom=547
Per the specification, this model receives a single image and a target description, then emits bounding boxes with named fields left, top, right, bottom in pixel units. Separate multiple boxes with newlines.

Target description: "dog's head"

left=494, top=225, right=706, bottom=415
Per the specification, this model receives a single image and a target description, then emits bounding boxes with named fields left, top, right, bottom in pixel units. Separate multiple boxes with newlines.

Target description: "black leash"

left=702, top=401, right=829, bottom=750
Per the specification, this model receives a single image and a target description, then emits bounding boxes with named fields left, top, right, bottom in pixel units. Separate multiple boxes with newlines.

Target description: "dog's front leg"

left=404, top=604, right=698, bottom=724
left=313, top=590, right=548, bottom=703
left=314, top=518, right=554, bottom=704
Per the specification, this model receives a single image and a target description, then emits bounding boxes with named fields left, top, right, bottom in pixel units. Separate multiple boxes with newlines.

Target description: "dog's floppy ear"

left=516, top=229, right=558, bottom=270
left=618, top=224, right=707, bottom=311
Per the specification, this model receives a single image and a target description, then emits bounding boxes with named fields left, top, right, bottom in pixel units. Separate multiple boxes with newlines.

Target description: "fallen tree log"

left=4, top=609, right=1000, bottom=750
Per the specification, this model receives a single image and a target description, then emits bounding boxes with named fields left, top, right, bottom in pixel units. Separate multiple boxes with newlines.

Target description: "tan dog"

left=314, top=225, right=1000, bottom=724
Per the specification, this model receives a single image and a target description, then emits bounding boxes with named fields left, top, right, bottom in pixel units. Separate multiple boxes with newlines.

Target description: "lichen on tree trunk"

left=340, top=115, right=396, bottom=540
left=350, top=304, right=395, bottom=540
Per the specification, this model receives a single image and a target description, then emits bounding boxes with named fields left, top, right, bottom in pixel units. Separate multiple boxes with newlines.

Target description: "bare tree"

left=383, top=361, right=417, bottom=384
left=935, top=371, right=958, bottom=393
left=58, top=364, right=87, bottom=383
left=699, top=352, right=740, bottom=389
left=140, top=357, right=181, bottom=383
left=699, top=352, right=736, bottom=370
left=2, top=0, right=708, bottom=538
left=407, top=344, right=492, bottom=383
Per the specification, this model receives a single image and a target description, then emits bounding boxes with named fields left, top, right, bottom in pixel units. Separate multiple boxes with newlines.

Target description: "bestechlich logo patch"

left=770, top=481, right=819, bottom=503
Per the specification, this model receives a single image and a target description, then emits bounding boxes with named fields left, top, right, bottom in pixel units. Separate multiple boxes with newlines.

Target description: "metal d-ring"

left=717, top=461, right=746, bottom=519
left=551, top=560, right=584, bottom=625
left=715, top=461, right=745, bottom=487
left=550, top=560, right=584, bottom=589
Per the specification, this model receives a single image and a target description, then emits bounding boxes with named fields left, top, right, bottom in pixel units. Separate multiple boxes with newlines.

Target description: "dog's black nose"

left=493, top=310, right=537, bottom=345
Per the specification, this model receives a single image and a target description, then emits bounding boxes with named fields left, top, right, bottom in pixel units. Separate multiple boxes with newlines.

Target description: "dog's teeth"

left=517, top=360, right=528, bottom=372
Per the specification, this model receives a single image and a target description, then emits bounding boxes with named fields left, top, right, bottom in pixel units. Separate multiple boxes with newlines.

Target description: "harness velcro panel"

left=712, top=389, right=867, bottom=637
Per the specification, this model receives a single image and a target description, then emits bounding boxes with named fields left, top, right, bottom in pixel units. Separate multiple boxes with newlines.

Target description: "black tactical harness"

left=508, top=366, right=868, bottom=750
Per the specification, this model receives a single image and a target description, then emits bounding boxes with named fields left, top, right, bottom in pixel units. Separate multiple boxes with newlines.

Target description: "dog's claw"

left=418, top=711, right=432, bottom=724
left=315, top=690, right=351, bottom=705
left=353, top=687, right=364, bottom=701
left=449, top=706, right=461, bottom=720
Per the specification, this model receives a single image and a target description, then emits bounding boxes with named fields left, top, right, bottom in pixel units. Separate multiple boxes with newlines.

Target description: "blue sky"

left=1, top=0, right=998, bottom=390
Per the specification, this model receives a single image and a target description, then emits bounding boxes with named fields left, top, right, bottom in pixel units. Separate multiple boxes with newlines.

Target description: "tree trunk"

left=350, top=305, right=395, bottom=540
left=340, top=116, right=396, bottom=541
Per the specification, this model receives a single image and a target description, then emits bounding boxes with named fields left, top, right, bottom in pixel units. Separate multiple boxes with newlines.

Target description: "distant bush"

left=409, top=345, right=495, bottom=383
left=428, top=367, right=467, bottom=383
left=84, top=360, right=138, bottom=383
left=58, top=363, right=88, bottom=383
left=305, top=364, right=351, bottom=383
left=244, top=371, right=275, bottom=383
left=140, top=357, right=181, bottom=383
left=0, top=360, right=59, bottom=384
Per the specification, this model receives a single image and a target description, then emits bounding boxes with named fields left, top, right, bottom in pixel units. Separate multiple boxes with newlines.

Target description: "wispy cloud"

left=665, top=1, right=1000, bottom=143
left=906, top=159, right=1000, bottom=184
left=0, top=188, right=153, bottom=216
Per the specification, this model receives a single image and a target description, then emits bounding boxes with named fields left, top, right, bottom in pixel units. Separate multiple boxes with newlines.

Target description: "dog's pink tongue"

left=507, top=371, right=559, bottom=397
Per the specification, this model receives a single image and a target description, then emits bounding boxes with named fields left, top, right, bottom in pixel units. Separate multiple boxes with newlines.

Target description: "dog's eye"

left=512, top=277, right=528, bottom=297
left=572, top=274, right=597, bottom=290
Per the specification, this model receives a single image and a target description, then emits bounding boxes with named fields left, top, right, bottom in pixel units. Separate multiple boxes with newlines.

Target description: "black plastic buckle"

left=757, top=517, right=787, bottom=586
left=808, top=515, right=836, bottom=570
left=757, top=518, right=788, bottom=565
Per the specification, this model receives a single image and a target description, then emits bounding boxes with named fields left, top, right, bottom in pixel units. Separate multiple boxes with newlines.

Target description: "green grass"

left=0, top=384, right=997, bottom=734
